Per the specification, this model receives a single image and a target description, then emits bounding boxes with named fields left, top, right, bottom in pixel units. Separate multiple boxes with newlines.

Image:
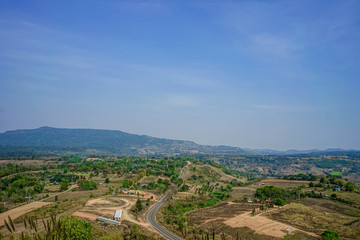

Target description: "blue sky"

left=0, top=0, right=359, bottom=150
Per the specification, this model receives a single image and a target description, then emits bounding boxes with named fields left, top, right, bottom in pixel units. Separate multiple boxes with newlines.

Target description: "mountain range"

left=0, top=127, right=248, bottom=155
left=0, top=127, right=357, bottom=156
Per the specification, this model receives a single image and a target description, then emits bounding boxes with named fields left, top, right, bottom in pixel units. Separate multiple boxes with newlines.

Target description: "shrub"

left=321, top=230, right=341, bottom=240
left=274, top=198, right=285, bottom=206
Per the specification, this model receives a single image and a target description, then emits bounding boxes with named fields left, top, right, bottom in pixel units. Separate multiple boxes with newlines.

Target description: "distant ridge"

left=244, top=148, right=360, bottom=155
left=0, top=127, right=249, bottom=155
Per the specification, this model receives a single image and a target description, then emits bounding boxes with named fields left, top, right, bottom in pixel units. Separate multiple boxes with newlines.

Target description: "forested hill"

left=0, top=127, right=249, bottom=156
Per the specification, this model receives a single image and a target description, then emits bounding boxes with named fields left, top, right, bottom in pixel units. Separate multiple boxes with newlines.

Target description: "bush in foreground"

left=321, top=230, right=341, bottom=240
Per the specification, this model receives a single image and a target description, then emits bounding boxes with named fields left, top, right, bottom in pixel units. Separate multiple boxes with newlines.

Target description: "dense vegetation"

left=281, top=173, right=318, bottom=181
left=164, top=186, right=233, bottom=231
left=0, top=127, right=248, bottom=156
left=206, top=153, right=360, bottom=184
left=0, top=151, right=359, bottom=240
left=0, top=155, right=192, bottom=212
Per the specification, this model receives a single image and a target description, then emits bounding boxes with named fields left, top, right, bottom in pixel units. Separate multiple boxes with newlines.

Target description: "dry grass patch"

left=248, top=179, right=313, bottom=189
left=266, top=203, right=359, bottom=240
left=299, top=198, right=360, bottom=217
left=231, top=187, right=257, bottom=201
left=183, top=164, right=237, bottom=184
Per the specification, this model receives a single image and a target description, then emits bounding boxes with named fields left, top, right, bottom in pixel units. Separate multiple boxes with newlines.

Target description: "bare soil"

left=73, top=211, right=98, bottom=221
left=0, top=202, right=52, bottom=227
left=74, top=194, right=158, bottom=234
left=249, top=179, right=314, bottom=189
left=224, top=211, right=317, bottom=238
left=187, top=202, right=318, bottom=239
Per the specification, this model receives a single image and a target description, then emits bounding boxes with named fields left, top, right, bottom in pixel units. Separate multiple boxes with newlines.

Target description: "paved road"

left=146, top=166, right=188, bottom=240
left=146, top=194, right=183, bottom=240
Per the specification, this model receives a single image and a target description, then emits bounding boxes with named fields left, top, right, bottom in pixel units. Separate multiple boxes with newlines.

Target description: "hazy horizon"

left=1, top=1, right=360, bottom=150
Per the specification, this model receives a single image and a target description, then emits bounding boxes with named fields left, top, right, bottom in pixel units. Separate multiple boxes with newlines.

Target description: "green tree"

left=60, top=179, right=69, bottom=191
left=274, top=198, right=285, bottom=206
left=105, top=178, right=110, bottom=184
left=136, top=198, right=143, bottom=211
left=33, top=183, right=43, bottom=193
left=321, top=230, right=341, bottom=240
left=121, top=179, right=133, bottom=188
left=61, top=216, right=92, bottom=240
left=157, top=183, right=167, bottom=192
left=79, top=180, right=97, bottom=190
left=345, top=181, right=357, bottom=192
left=178, top=221, right=184, bottom=231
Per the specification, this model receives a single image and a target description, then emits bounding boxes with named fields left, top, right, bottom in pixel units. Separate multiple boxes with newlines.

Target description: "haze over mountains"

left=0, top=127, right=358, bottom=156
left=0, top=127, right=250, bottom=155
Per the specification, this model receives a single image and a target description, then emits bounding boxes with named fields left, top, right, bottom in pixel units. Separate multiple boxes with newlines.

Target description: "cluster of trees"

left=145, top=178, right=171, bottom=192
left=0, top=163, right=43, bottom=178
left=164, top=184, right=233, bottom=231
left=256, top=183, right=357, bottom=208
left=255, top=186, right=302, bottom=206
left=206, top=153, right=360, bottom=182
left=318, top=175, right=358, bottom=192
left=120, top=177, right=172, bottom=193
left=0, top=174, right=44, bottom=209
left=230, top=179, right=245, bottom=187
left=281, top=173, right=318, bottom=181
left=0, top=155, right=195, bottom=209
left=49, top=173, right=79, bottom=184
left=56, top=155, right=190, bottom=178
left=78, top=180, right=98, bottom=190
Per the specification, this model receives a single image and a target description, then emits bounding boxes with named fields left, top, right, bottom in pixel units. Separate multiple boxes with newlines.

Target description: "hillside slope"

left=0, top=127, right=248, bottom=155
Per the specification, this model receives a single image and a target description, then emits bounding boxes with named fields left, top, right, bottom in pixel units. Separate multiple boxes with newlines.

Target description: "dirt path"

left=74, top=195, right=155, bottom=233
left=0, top=202, right=52, bottom=227
left=109, top=174, right=117, bottom=181
left=0, top=185, right=78, bottom=227
left=224, top=211, right=318, bottom=238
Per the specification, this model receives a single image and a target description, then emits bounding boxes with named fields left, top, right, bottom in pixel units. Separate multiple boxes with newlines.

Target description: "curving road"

left=146, top=166, right=188, bottom=240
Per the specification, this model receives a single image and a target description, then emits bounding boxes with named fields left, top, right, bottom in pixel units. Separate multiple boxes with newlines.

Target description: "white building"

left=114, top=209, right=122, bottom=220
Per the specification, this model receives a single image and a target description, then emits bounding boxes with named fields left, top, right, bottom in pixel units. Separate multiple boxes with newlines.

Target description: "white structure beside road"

left=114, top=209, right=122, bottom=220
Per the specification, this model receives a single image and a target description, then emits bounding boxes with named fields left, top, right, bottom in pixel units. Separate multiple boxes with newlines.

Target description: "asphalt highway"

left=146, top=166, right=188, bottom=240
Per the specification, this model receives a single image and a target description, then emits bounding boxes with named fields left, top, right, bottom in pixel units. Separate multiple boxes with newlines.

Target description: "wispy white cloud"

left=253, top=104, right=309, bottom=112
left=0, top=50, right=95, bottom=69
left=166, top=94, right=201, bottom=107
left=249, top=34, right=303, bottom=59
left=122, top=62, right=227, bottom=90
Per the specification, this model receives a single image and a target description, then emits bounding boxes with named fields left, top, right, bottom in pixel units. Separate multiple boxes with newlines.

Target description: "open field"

left=44, top=184, right=61, bottom=192
left=0, top=159, right=46, bottom=165
left=75, top=196, right=127, bottom=220
left=186, top=202, right=317, bottom=239
left=299, top=197, right=360, bottom=217
left=188, top=202, right=262, bottom=225
left=224, top=211, right=317, bottom=238
left=330, top=191, right=360, bottom=208
left=266, top=202, right=360, bottom=240
left=231, top=187, right=257, bottom=201
left=248, top=179, right=314, bottom=189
